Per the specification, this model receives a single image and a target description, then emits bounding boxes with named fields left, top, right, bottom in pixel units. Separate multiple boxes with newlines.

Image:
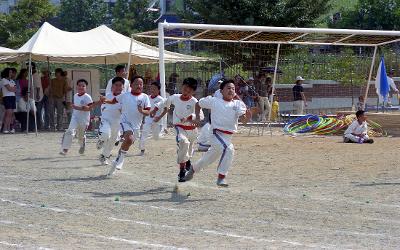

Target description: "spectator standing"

left=105, top=65, right=130, bottom=95
left=63, top=71, right=73, bottom=123
left=257, top=76, right=272, bottom=121
left=292, top=76, right=307, bottom=115
left=15, top=87, right=36, bottom=132
left=387, top=70, right=399, bottom=106
left=39, top=68, right=50, bottom=130
left=30, top=63, right=44, bottom=130
left=49, top=68, right=68, bottom=131
left=1, top=68, right=17, bottom=133
left=15, top=69, right=28, bottom=102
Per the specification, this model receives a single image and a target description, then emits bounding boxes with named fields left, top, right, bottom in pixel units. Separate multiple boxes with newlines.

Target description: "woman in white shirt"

left=15, top=87, right=36, bottom=132
left=1, top=68, right=17, bottom=133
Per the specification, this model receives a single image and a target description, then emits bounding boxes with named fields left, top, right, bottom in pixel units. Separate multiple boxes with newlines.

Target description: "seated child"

left=344, top=110, right=374, bottom=144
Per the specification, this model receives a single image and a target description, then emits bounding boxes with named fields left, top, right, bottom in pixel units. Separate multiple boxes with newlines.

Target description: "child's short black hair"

left=77, top=79, right=88, bottom=86
left=356, top=110, right=365, bottom=118
left=151, top=81, right=161, bottom=90
left=220, top=79, right=235, bottom=90
left=112, top=76, right=124, bottom=85
left=131, top=75, right=144, bottom=83
left=115, top=65, right=125, bottom=73
left=182, top=77, right=198, bottom=91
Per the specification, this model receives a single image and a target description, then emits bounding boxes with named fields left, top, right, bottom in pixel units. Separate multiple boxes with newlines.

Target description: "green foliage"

left=329, top=0, right=400, bottom=29
left=332, top=49, right=368, bottom=86
left=0, top=0, right=57, bottom=48
left=112, top=0, right=158, bottom=36
left=58, top=0, right=108, bottom=32
left=180, top=0, right=331, bottom=27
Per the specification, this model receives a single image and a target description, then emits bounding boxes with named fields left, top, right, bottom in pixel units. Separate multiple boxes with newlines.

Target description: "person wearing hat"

left=387, top=70, right=399, bottom=106
left=292, top=76, right=307, bottom=115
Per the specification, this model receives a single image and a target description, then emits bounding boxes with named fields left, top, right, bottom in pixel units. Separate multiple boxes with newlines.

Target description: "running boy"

left=344, top=110, right=374, bottom=144
left=183, top=79, right=251, bottom=187
left=153, top=77, right=203, bottom=182
left=101, top=76, right=151, bottom=176
left=96, top=77, right=124, bottom=165
left=138, top=81, right=165, bottom=156
left=60, top=79, right=100, bottom=155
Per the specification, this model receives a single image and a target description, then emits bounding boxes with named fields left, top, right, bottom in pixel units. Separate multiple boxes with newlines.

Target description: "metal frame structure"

left=134, top=22, right=400, bottom=134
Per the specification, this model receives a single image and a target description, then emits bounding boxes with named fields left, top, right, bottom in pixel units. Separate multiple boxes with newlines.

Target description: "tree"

left=58, top=0, right=108, bottom=32
left=112, top=0, right=158, bottom=36
left=180, top=0, right=330, bottom=27
left=0, top=0, right=57, bottom=48
left=329, top=0, right=400, bottom=30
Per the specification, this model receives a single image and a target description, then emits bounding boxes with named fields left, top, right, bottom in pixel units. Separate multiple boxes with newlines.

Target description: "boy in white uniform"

left=105, top=65, right=131, bottom=95
left=153, top=77, right=203, bottom=182
left=101, top=76, right=151, bottom=176
left=60, top=79, right=101, bottom=155
left=344, top=110, right=374, bottom=144
left=184, top=79, right=251, bottom=186
left=96, top=77, right=124, bottom=165
left=138, top=81, right=165, bottom=155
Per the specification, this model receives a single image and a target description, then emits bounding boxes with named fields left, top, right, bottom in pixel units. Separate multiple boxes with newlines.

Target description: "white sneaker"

left=3, top=130, right=10, bottom=134
left=99, top=154, right=109, bottom=165
left=217, top=178, right=229, bottom=187
left=10, top=129, right=15, bottom=134
left=59, top=149, right=68, bottom=155
left=96, top=140, right=104, bottom=150
left=107, top=161, right=117, bottom=176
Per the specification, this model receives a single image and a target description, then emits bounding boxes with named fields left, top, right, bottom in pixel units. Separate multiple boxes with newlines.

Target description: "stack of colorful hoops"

left=283, top=114, right=386, bottom=137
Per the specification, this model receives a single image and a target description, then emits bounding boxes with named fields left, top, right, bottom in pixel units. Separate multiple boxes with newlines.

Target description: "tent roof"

left=1, top=22, right=206, bottom=64
left=135, top=23, right=400, bottom=47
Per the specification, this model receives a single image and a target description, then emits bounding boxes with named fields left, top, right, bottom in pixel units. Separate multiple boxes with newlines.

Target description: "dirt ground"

left=0, top=128, right=400, bottom=249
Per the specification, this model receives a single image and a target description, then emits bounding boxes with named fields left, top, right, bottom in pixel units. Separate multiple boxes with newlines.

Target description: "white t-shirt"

left=214, top=89, right=223, bottom=99
left=18, top=98, right=36, bottom=113
left=199, top=96, right=246, bottom=133
left=1, top=78, right=16, bottom=97
left=163, top=94, right=202, bottom=127
left=33, top=72, right=43, bottom=102
left=145, top=95, right=165, bottom=124
left=72, top=93, right=93, bottom=125
left=344, top=120, right=368, bottom=136
left=388, top=77, right=399, bottom=92
left=116, top=92, right=150, bottom=130
left=105, top=78, right=131, bottom=96
left=198, top=122, right=211, bottom=145
left=101, top=93, right=122, bottom=122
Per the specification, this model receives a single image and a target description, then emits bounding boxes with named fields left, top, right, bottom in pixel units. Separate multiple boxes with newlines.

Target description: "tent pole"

left=363, top=46, right=378, bottom=110
left=158, top=21, right=167, bottom=130
left=104, top=57, right=108, bottom=88
left=266, top=43, right=281, bottom=136
left=127, top=34, right=134, bottom=81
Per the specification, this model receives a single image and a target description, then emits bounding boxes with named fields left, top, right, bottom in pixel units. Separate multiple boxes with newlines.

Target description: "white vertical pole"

left=158, top=22, right=166, bottom=98
left=158, top=21, right=167, bottom=130
left=127, top=34, right=134, bottom=80
left=363, top=46, right=378, bottom=110
left=268, top=43, right=281, bottom=121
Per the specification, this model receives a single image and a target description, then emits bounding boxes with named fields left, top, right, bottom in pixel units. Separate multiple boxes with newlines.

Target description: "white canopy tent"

left=136, top=22, right=400, bottom=130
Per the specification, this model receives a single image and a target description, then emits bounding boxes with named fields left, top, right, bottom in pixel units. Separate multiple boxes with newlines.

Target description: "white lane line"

left=79, top=233, right=187, bottom=250
left=0, top=240, right=54, bottom=250
left=1, top=197, right=334, bottom=249
left=1, top=184, right=399, bottom=236
left=0, top=220, right=184, bottom=250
